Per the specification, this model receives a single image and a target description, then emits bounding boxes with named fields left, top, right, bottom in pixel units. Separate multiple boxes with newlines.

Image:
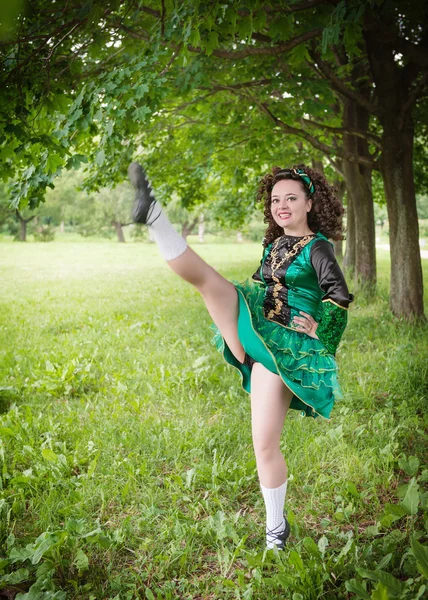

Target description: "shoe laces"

left=266, top=519, right=287, bottom=546
left=146, top=202, right=161, bottom=226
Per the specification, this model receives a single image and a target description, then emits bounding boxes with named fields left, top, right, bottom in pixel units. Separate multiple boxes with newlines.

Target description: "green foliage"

left=0, top=0, right=342, bottom=213
left=0, top=0, right=427, bottom=222
left=33, top=225, right=55, bottom=242
left=0, top=0, right=26, bottom=40
left=322, top=0, right=369, bottom=54
left=0, top=183, right=16, bottom=234
left=0, top=241, right=427, bottom=598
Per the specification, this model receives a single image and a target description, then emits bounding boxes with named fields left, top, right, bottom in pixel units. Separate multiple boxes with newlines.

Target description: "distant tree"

left=417, top=196, right=428, bottom=220
left=1, top=0, right=427, bottom=316
left=79, top=184, right=132, bottom=243
left=42, top=170, right=89, bottom=229
left=0, top=184, right=14, bottom=234
left=164, top=197, right=200, bottom=241
left=15, top=209, right=36, bottom=242
left=41, top=172, right=131, bottom=241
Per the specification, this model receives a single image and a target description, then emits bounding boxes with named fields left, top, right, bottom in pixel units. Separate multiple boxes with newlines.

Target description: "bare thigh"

left=251, top=363, right=293, bottom=452
left=168, top=247, right=244, bottom=362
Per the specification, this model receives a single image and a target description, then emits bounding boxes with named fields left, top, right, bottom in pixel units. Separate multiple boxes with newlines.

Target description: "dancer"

left=128, top=163, right=353, bottom=549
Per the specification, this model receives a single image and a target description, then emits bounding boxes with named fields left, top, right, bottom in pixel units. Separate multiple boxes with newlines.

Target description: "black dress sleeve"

left=252, top=243, right=272, bottom=283
left=310, top=239, right=354, bottom=355
left=252, top=259, right=263, bottom=283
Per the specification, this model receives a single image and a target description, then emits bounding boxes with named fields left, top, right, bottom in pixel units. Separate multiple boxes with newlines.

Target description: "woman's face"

left=270, top=179, right=312, bottom=234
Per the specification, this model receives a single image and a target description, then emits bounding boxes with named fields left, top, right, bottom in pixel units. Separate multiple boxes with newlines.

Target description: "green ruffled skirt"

left=211, top=279, right=343, bottom=420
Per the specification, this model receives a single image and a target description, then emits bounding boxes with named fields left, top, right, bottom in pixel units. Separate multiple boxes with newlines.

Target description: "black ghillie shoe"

left=128, top=162, right=158, bottom=225
left=266, top=516, right=291, bottom=550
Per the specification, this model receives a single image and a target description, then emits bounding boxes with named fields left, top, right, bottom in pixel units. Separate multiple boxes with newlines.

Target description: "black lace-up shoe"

left=128, top=162, right=158, bottom=225
left=266, top=516, right=291, bottom=550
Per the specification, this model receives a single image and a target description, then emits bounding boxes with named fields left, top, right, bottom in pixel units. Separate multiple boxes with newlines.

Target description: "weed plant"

left=0, top=241, right=427, bottom=599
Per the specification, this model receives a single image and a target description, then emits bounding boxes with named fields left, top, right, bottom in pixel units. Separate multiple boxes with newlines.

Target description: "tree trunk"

left=381, top=122, right=424, bottom=318
left=181, top=217, right=198, bottom=241
left=60, top=220, right=65, bottom=233
left=333, top=179, right=346, bottom=259
left=198, top=213, right=205, bottom=243
left=364, top=26, right=425, bottom=319
left=333, top=238, right=342, bottom=259
left=312, top=158, right=324, bottom=175
left=20, top=218, right=27, bottom=242
left=343, top=187, right=356, bottom=273
left=113, top=221, right=126, bottom=243
left=15, top=210, right=35, bottom=242
left=342, top=97, right=376, bottom=287
left=236, top=231, right=243, bottom=243
left=312, top=159, right=344, bottom=259
left=182, top=220, right=190, bottom=240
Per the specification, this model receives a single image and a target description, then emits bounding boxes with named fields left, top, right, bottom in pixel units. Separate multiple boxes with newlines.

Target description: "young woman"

left=128, top=162, right=353, bottom=549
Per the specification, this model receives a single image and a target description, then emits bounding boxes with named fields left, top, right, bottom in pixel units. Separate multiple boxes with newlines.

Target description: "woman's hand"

left=292, top=311, right=319, bottom=339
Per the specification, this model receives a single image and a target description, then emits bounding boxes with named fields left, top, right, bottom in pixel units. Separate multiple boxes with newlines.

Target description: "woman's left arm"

left=310, top=239, right=354, bottom=355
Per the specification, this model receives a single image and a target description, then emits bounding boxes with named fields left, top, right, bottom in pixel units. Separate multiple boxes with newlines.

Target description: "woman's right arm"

left=310, top=239, right=354, bottom=355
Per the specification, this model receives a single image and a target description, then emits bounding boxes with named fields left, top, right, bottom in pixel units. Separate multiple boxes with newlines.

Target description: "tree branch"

left=189, top=29, right=323, bottom=59
left=326, top=155, right=345, bottom=178
left=310, top=47, right=382, bottom=118
left=251, top=32, right=272, bottom=44
left=15, top=209, right=36, bottom=223
left=264, top=0, right=338, bottom=13
left=159, top=44, right=182, bottom=76
left=44, top=22, right=81, bottom=63
left=395, top=37, right=428, bottom=69
left=215, top=137, right=251, bottom=152
left=166, top=116, right=207, bottom=129
left=138, top=5, right=161, bottom=18
left=259, top=102, right=377, bottom=169
left=161, top=0, right=166, bottom=37
left=200, top=78, right=274, bottom=92
left=162, top=91, right=219, bottom=113
left=120, top=18, right=322, bottom=60
left=301, top=117, right=382, bottom=147
left=81, top=47, right=125, bottom=78
left=117, top=23, right=150, bottom=42
left=140, top=0, right=332, bottom=19
left=3, top=7, right=116, bottom=85
left=187, top=217, right=199, bottom=231
left=398, top=70, right=428, bottom=129
left=368, top=21, right=428, bottom=69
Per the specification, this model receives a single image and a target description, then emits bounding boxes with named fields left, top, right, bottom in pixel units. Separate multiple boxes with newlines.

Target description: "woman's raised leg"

left=129, top=163, right=245, bottom=363
left=251, top=362, right=292, bottom=548
left=169, top=248, right=244, bottom=362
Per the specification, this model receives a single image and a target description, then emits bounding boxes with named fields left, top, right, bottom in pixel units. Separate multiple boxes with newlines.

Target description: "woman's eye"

left=288, top=196, right=297, bottom=201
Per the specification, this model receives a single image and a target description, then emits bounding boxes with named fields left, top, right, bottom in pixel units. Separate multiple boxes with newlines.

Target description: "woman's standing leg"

left=251, top=363, right=292, bottom=548
left=129, top=163, right=245, bottom=363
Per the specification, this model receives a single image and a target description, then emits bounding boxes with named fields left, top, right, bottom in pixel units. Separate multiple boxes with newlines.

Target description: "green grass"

left=0, top=240, right=427, bottom=600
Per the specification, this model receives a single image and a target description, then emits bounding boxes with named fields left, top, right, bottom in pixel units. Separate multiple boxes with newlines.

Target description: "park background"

left=1, top=1, right=428, bottom=599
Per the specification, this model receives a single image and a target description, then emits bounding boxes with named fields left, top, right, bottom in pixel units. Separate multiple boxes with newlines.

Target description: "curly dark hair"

left=257, top=165, right=345, bottom=247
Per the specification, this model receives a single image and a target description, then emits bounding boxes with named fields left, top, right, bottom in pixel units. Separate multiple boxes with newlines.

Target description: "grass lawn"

left=0, top=240, right=427, bottom=600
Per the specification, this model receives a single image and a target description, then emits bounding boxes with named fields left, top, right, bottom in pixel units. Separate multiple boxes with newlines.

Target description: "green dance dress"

left=211, top=232, right=353, bottom=420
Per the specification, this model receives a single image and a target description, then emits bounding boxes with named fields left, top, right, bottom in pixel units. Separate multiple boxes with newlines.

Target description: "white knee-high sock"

left=261, top=480, right=288, bottom=548
left=146, top=202, right=187, bottom=261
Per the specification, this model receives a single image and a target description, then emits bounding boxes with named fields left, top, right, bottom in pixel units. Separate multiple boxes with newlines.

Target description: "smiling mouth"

left=278, top=213, right=291, bottom=219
